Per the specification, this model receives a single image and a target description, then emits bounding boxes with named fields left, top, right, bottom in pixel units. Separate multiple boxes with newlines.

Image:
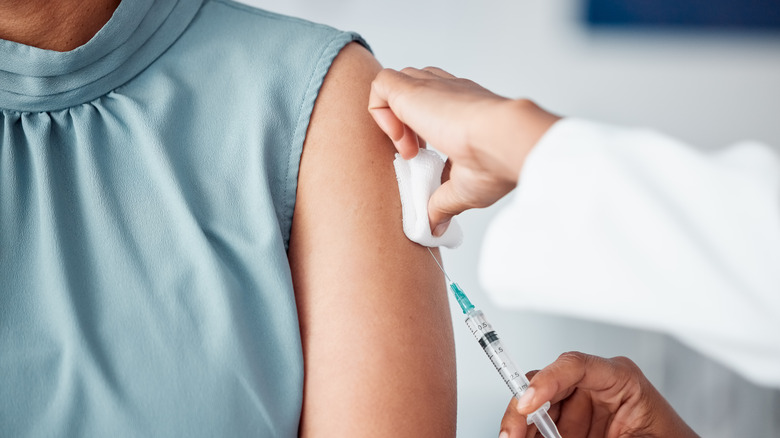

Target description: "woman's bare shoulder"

left=288, top=42, right=457, bottom=437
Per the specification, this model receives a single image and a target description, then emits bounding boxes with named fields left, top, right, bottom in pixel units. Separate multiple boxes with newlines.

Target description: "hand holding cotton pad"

left=393, top=149, right=463, bottom=248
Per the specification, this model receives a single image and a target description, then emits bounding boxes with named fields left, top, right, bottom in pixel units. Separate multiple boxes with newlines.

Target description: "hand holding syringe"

left=428, top=249, right=562, bottom=438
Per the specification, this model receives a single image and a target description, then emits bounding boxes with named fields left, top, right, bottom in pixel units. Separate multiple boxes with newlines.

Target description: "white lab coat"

left=480, top=118, right=780, bottom=388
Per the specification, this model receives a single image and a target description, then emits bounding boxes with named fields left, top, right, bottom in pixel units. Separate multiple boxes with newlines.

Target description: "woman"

left=0, top=0, right=456, bottom=436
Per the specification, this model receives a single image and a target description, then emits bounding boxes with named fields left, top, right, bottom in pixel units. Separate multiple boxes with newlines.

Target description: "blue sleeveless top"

left=0, top=0, right=366, bottom=435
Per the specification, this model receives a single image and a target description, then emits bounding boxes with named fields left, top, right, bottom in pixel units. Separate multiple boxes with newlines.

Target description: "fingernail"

left=516, top=387, right=535, bottom=413
left=432, top=220, right=450, bottom=237
left=498, top=431, right=509, bottom=438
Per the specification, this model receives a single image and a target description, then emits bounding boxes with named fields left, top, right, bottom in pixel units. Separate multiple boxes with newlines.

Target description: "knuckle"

left=558, top=350, right=588, bottom=365
left=375, top=67, right=395, bottom=80
left=369, top=78, right=381, bottom=93
left=611, top=355, right=641, bottom=373
left=399, top=66, right=419, bottom=75
left=459, top=77, right=478, bottom=86
left=609, top=356, right=647, bottom=393
left=372, top=68, right=390, bottom=82
left=610, top=356, right=646, bottom=396
left=513, top=98, right=538, bottom=109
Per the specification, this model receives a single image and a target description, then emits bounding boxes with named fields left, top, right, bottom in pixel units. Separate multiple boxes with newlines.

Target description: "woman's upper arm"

left=288, top=42, right=457, bottom=437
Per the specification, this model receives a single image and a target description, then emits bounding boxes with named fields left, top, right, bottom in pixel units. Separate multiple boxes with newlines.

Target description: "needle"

left=427, top=247, right=452, bottom=283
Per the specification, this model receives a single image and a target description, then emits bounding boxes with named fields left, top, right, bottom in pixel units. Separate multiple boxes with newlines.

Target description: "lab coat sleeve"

left=479, top=118, right=780, bottom=387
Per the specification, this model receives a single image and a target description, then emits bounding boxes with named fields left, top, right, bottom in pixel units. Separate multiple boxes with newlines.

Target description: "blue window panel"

left=586, top=0, right=780, bottom=30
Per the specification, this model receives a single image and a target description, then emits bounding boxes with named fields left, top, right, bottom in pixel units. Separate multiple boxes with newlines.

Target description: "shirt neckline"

left=0, top=0, right=204, bottom=112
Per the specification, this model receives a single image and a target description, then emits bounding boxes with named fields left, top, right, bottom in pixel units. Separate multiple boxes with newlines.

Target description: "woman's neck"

left=0, top=0, right=121, bottom=52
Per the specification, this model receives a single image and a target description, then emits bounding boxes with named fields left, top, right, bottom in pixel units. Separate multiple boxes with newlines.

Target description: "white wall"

left=241, top=0, right=780, bottom=435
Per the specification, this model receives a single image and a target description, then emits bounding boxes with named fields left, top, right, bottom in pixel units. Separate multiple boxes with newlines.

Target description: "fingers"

left=368, top=107, right=420, bottom=158
left=398, top=124, right=421, bottom=159
left=420, top=66, right=457, bottom=79
left=398, top=66, right=457, bottom=80
left=369, top=107, right=405, bottom=142
left=370, top=67, right=463, bottom=232
left=553, top=388, right=594, bottom=438
left=499, top=397, right=530, bottom=438
left=368, top=67, right=456, bottom=158
left=368, top=68, right=419, bottom=158
left=367, top=68, right=411, bottom=112
left=510, top=353, right=693, bottom=438
left=515, top=352, right=625, bottom=416
left=427, top=180, right=464, bottom=236
left=370, top=65, right=520, bottom=232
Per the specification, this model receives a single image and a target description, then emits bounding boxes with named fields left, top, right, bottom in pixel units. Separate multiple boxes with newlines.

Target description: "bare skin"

left=368, top=67, right=560, bottom=235
left=369, top=67, right=699, bottom=437
left=0, top=0, right=120, bottom=51
left=500, top=352, right=699, bottom=438
left=291, top=43, right=457, bottom=436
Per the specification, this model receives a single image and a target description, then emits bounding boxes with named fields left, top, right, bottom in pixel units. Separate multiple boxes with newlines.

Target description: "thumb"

left=427, top=180, right=466, bottom=236
left=516, top=352, right=608, bottom=416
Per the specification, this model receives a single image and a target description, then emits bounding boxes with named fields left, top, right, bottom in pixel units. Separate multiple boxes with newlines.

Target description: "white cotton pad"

left=393, top=149, right=463, bottom=248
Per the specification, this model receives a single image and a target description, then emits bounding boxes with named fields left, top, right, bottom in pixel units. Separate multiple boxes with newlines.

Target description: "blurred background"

left=246, top=0, right=780, bottom=435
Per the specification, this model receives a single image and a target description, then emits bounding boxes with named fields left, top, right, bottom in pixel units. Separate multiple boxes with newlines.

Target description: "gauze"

left=393, top=149, right=463, bottom=248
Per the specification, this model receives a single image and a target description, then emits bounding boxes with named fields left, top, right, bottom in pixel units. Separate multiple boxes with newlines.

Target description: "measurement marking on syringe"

left=478, top=331, right=499, bottom=348
left=426, top=248, right=562, bottom=438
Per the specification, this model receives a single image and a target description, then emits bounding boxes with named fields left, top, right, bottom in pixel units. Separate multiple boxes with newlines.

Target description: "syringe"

left=428, top=248, right=562, bottom=438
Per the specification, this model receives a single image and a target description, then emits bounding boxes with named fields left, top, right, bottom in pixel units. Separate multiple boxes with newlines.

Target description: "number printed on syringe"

left=426, top=248, right=562, bottom=438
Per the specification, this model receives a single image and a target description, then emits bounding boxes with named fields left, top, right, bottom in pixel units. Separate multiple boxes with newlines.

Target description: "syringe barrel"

left=464, top=310, right=530, bottom=398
